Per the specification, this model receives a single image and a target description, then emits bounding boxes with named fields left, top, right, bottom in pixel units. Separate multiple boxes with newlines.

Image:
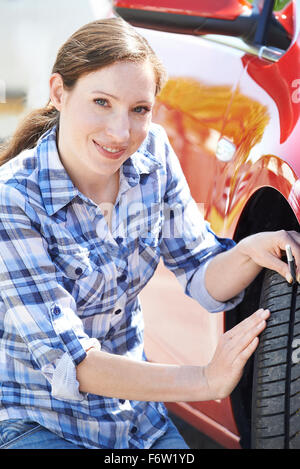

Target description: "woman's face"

left=50, top=60, right=156, bottom=184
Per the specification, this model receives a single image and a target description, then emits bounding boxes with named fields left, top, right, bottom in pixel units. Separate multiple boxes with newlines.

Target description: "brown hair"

left=0, top=17, right=166, bottom=165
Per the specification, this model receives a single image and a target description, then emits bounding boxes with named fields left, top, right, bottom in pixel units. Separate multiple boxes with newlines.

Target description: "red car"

left=113, top=0, right=300, bottom=449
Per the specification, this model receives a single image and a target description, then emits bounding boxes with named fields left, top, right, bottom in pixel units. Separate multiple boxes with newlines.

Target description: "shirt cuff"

left=188, top=259, right=245, bottom=313
left=42, top=338, right=101, bottom=401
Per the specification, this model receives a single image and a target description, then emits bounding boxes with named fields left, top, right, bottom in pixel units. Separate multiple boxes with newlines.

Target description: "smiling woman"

left=0, top=16, right=299, bottom=450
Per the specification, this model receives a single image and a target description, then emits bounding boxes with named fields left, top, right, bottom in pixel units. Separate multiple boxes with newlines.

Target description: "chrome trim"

left=216, top=138, right=236, bottom=162
left=202, top=34, right=285, bottom=62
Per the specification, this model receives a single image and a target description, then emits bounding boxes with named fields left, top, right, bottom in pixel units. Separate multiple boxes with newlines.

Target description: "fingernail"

left=286, top=273, right=293, bottom=284
left=259, top=309, right=269, bottom=319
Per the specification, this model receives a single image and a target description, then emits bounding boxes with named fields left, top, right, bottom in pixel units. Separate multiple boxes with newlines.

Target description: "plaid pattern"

left=0, top=124, right=240, bottom=448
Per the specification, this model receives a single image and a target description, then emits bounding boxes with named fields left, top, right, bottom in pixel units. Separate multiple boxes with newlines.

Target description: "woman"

left=0, top=17, right=298, bottom=450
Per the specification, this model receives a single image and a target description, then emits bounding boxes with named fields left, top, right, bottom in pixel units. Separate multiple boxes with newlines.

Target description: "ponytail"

left=0, top=103, right=59, bottom=166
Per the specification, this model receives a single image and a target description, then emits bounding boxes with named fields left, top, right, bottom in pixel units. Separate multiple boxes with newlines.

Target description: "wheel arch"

left=225, top=185, right=299, bottom=448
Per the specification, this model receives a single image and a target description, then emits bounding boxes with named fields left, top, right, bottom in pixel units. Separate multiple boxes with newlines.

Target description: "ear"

left=49, top=73, right=65, bottom=111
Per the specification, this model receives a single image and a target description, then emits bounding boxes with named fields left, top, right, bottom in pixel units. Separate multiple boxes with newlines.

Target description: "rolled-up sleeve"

left=0, top=184, right=99, bottom=401
left=187, top=257, right=244, bottom=312
left=159, top=131, right=244, bottom=312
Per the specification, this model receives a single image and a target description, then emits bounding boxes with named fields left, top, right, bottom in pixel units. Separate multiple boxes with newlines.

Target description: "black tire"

left=251, top=269, right=300, bottom=449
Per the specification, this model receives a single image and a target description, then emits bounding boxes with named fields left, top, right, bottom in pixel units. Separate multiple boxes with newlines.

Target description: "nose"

left=106, top=110, right=130, bottom=143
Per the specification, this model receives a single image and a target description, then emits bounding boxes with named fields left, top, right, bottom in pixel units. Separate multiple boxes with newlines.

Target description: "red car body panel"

left=275, top=1, right=295, bottom=36
left=114, top=0, right=250, bottom=20
left=113, top=0, right=300, bottom=448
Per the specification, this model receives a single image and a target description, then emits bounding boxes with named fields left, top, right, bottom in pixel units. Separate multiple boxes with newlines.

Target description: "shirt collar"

left=37, top=125, right=163, bottom=215
left=122, top=127, right=163, bottom=187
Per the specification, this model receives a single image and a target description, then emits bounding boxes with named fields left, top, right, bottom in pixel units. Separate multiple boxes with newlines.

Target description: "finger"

left=239, top=316, right=267, bottom=350
left=286, top=230, right=300, bottom=246
left=223, top=309, right=269, bottom=362
left=229, top=315, right=267, bottom=367
left=233, top=336, right=259, bottom=369
left=263, top=252, right=293, bottom=284
left=270, top=230, right=300, bottom=282
left=284, top=231, right=300, bottom=282
left=225, top=308, right=270, bottom=341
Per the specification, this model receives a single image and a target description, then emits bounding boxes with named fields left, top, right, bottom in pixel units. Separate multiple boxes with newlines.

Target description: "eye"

left=94, top=98, right=109, bottom=107
left=133, top=106, right=151, bottom=115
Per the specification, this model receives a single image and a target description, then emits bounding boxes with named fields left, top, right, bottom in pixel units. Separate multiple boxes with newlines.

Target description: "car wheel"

left=251, top=269, right=300, bottom=449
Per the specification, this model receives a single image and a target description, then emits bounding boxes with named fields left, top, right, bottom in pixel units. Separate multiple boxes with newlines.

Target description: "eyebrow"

left=92, top=90, right=117, bottom=99
left=91, top=90, right=154, bottom=104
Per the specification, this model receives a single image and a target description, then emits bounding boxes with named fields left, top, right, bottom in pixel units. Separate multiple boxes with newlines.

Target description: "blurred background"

left=0, top=0, right=112, bottom=142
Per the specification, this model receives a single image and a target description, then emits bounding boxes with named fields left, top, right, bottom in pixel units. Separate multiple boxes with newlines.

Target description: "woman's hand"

left=203, top=308, right=270, bottom=400
left=205, top=230, right=300, bottom=303
left=238, top=230, right=300, bottom=284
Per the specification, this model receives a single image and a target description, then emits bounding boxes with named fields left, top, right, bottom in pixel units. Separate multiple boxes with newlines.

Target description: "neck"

left=79, top=170, right=120, bottom=206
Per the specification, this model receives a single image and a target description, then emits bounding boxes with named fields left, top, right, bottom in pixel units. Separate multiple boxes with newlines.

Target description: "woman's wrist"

left=235, top=236, right=263, bottom=272
left=205, top=240, right=262, bottom=303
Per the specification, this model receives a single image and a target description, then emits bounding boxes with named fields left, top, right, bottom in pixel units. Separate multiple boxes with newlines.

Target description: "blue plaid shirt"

left=0, top=123, right=242, bottom=448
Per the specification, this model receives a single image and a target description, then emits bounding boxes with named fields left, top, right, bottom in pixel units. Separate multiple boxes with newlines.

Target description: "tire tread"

left=251, top=270, right=300, bottom=449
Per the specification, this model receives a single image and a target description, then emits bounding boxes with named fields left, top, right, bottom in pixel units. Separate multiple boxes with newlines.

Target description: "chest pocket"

left=49, top=246, right=94, bottom=280
left=49, top=244, right=116, bottom=315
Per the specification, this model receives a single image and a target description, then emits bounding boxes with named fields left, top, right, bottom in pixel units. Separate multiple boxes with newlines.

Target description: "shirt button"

left=114, top=308, right=122, bottom=315
left=115, top=237, right=123, bottom=244
left=75, top=267, right=83, bottom=275
left=53, top=305, right=61, bottom=316
left=117, top=274, right=126, bottom=283
left=131, top=426, right=138, bottom=434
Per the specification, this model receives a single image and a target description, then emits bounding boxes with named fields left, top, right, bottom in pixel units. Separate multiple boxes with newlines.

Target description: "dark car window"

left=115, top=0, right=292, bottom=53
left=263, top=0, right=291, bottom=10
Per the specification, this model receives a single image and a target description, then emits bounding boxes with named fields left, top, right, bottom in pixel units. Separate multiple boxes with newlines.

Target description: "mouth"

left=93, top=140, right=127, bottom=160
